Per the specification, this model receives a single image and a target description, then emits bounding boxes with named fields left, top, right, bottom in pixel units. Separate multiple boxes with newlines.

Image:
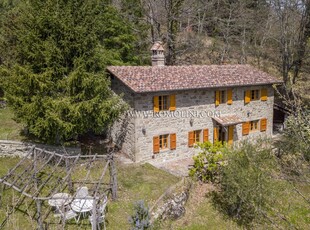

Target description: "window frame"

left=219, top=90, right=227, bottom=104
left=250, top=120, right=259, bottom=132
left=158, top=95, right=169, bottom=111
left=193, top=130, right=202, bottom=144
left=159, top=134, right=169, bottom=150
left=250, top=89, right=260, bottom=101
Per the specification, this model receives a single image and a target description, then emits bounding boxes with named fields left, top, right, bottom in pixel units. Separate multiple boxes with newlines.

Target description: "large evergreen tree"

left=0, top=0, right=139, bottom=143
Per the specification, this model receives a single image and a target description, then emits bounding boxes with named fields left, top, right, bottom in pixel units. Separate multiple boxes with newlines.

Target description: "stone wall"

left=0, top=140, right=81, bottom=157
left=110, top=76, right=136, bottom=161
left=111, top=79, right=274, bottom=162
left=133, top=85, right=274, bottom=162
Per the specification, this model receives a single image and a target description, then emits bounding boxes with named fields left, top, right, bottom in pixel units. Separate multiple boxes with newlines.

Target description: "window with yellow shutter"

left=153, top=136, right=159, bottom=153
left=154, top=134, right=177, bottom=153
left=261, top=89, right=268, bottom=101
left=169, top=95, right=176, bottom=111
left=242, top=122, right=250, bottom=135
left=250, top=120, right=259, bottom=131
left=250, top=90, right=260, bottom=100
left=260, top=118, right=267, bottom=131
left=244, top=90, right=251, bottom=104
left=215, top=89, right=232, bottom=106
left=159, top=96, right=169, bottom=111
left=159, top=134, right=169, bottom=150
left=203, top=129, right=209, bottom=142
left=227, top=89, right=233, bottom=105
left=188, top=129, right=204, bottom=147
left=154, top=95, right=176, bottom=112
left=188, top=131, right=194, bottom=147
left=170, top=133, right=176, bottom=150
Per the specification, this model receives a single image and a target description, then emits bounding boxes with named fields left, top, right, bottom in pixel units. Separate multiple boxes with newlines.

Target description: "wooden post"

left=92, top=197, right=97, bottom=230
left=65, top=158, right=73, bottom=193
left=0, top=184, right=4, bottom=208
left=36, top=200, right=44, bottom=230
left=109, top=154, right=117, bottom=200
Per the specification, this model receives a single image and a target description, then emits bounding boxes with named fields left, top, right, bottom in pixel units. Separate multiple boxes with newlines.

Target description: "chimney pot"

left=151, top=41, right=165, bottom=66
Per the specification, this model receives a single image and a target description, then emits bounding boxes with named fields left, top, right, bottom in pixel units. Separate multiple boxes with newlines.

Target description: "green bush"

left=189, top=141, right=227, bottom=183
left=211, top=140, right=277, bottom=227
left=129, top=200, right=151, bottom=230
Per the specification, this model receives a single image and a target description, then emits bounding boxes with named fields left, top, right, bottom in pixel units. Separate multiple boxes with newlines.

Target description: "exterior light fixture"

left=190, top=118, right=194, bottom=126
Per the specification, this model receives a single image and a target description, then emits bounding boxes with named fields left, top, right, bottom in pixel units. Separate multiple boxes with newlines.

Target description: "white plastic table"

left=48, top=193, right=72, bottom=207
left=71, top=196, right=94, bottom=221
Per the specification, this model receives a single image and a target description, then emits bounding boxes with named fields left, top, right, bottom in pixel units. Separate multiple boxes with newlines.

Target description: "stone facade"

left=111, top=79, right=274, bottom=162
left=110, top=76, right=137, bottom=161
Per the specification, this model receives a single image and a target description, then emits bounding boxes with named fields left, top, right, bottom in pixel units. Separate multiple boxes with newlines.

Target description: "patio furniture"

left=76, top=186, right=89, bottom=198
left=48, top=193, right=78, bottom=223
left=59, top=209, right=78, bottom=223
left=89, top=213, right=106, bottom=230
left=71, top=195, right=94, bottom=222
left=48, top=193, right=72, bottom=207
left=48, top=193, right=72, bottom=217
left=89, top=195, right=108, bottom=230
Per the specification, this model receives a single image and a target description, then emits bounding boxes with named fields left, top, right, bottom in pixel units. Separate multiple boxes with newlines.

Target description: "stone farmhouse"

left=107, top=42, right=282, bottom=162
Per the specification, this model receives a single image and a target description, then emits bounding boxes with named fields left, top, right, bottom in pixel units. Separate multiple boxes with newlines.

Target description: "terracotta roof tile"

left=107, top=65, right=282, bottom=93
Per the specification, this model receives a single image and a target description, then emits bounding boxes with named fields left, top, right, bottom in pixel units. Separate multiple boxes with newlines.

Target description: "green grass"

left=0, top=108, right=24, bottom=140
left=0, top=157, right=309, bottom=230
left=0, top=158, right=179, bottom=229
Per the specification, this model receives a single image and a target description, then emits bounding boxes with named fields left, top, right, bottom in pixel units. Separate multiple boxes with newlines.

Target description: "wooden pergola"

left=0, top=145, right=117, bottom=230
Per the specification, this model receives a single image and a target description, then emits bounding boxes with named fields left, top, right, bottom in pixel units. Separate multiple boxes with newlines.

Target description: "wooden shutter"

left=227, top=89, right=233, bottom=105
left=213, top=127, right=219, bottom=142
left=203, top=129, right=209, bottom=142
left=169, top=95, right=176, bottom=111
left=261, top=89, right=268, bottom=101
left=153, top=96, right=159, bottom=112
left=215, top=91, right=220, bottom=106
left=245, top=90, right=251, bottom=104
left=228, top=126, right=234, bottom=145
left=188, top=131, right=194, bottom=147
left=260, top=118, right=267, bottom=131
left=170, top=133, right=176, bottom=150
left=242, top=122, right=250, bottom=135
left=153, top=136, right=159, bottom=153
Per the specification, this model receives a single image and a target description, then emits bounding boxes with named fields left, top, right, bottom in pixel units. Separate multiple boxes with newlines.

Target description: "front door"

left=218, top=126, right=226, bottom=143
left=228, top=125, right=234, bottom=145
left=214, top=124, right=234, bottom=145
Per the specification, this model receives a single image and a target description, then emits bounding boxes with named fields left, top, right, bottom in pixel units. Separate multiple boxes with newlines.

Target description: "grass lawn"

left=0, top=157, right=308, bottom=229
left=0, top=108, right=24, bottom=140
left=0, top=157, right=180, bottom=229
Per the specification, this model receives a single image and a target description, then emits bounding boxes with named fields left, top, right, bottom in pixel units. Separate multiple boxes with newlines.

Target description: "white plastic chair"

left=89, top=213, right=106, bottom=230
left=57, top=206, right=78, bottom=223
left=89, top=196, right=108, bottom=229
left=99, top=197, right=108, bottom=214
left=76, top=186, right=89, bottom=198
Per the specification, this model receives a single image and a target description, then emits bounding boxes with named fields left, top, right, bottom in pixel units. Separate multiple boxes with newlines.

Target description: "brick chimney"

left=151, top=41, right=165, bottom=66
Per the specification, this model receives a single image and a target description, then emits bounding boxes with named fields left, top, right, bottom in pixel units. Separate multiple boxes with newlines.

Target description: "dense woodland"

left=0, top=0, right=309, bottom=143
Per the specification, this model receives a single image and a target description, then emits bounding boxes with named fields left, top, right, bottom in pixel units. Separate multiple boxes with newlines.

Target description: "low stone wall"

left=0, top=140, right=81, bottom=157
left=151, top=178, right=191, bottom=222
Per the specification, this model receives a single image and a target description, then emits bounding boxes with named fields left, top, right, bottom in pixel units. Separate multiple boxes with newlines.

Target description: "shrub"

left=129, top=200, right=151, bottom=230
left=189, top=141, right=227, bottom=183
left=211, top=140, right=277, bottom=226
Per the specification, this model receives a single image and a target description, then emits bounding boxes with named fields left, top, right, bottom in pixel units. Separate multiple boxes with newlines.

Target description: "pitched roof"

left=107, top=65, right=282, bottom=93
left=151, top=42, right=164, bottom=51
